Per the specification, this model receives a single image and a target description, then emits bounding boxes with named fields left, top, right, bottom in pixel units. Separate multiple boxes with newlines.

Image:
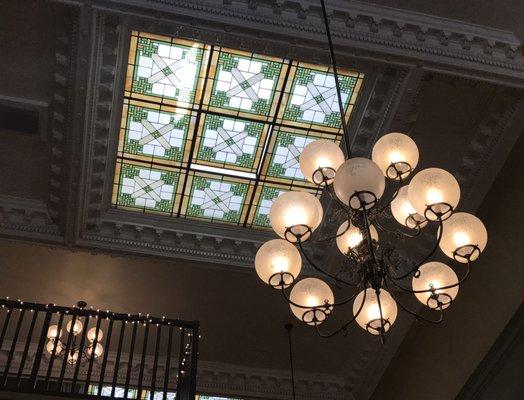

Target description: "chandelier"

left=46, top=303, right=105, bottom=365
left=253, top=0, right=488, bottom=342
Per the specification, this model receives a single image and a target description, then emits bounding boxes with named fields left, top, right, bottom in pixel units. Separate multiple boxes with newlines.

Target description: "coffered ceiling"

left=0, top=1, right=523, bottom=399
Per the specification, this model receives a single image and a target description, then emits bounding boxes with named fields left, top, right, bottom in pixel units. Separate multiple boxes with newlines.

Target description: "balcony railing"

left=0, top=298, right=199, bottom=399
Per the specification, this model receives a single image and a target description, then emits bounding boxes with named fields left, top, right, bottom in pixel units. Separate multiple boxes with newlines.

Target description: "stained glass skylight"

left=112, top=31, right=364, bottom=228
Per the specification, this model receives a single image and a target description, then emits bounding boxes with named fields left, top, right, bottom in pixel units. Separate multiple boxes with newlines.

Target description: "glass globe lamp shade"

left=390, top=186, right=427, bottom=229
left=412, top=262, right=459, bottom=309
left=299, top=140, right=345, bottom=185
left=372, top=132, right=419, bottom=179
left=439, top=212, right=487, bottom=262
left=87, top=343, right=104, bottom=359
left=353, top=288, right=398, bottom=335
left=289, top=278, right=334, bottom=326
left=46, top=339, right=63, bottom=355
left=47, top=325, right=62, bottom=340
left=87, top=327, right=104, bottom=342
left=336, top=221, right=378, bottom=255
left=408, top=168, right=460, bottom=220
left=269, top=191, right=323, bottom=242
left=333, top=158, right=385, bottom=209
left=66, top=319, right=83, bottom=335
left=255, top=239, right=302, bottom=288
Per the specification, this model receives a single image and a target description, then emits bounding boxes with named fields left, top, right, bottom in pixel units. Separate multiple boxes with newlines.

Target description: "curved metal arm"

left=387, top=218, right=444, bottom=280
left=372, top=211, right=422, bottom=239
left=385, top=259, right=472, bottom=294
left=371, top=174, right=404, bottom=218
left=383, top=280, right=444, bottom=324
left=297, top=240, right=356, bottom=287
left=313, top=286, right=367, bottom=338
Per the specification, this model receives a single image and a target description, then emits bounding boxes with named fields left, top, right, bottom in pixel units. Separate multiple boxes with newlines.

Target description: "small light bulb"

left=453, top=231, right=471, bottom=247
left=366, top=303, right=381, bottom=320
left=271, top=256, right=289, bottom=273
left=305, top=296, right=319, bottom=307
left=388, top=150, right=404, bottom=164
left=347, top=232, right=364, bottom=248
left=283, top=206, right=306, bottom=227
left=426, top=188, right=443, bottom=205
left=315, top=156, right=330, bottom=168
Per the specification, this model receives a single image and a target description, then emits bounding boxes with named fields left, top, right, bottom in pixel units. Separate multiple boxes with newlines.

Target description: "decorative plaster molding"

left=51, top=0, right=524, bottom=86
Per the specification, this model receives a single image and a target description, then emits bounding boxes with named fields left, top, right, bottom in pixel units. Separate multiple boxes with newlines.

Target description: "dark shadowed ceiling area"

left=0, top=0, right=522, bottom=399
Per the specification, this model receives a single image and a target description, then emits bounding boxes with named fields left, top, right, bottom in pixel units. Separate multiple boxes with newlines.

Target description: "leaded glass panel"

left=112, top=30, right=365, bottom=228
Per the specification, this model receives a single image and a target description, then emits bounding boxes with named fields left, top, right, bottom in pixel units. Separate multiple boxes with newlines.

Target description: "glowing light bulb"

left=401, top=200, right=416, bottom=216
left=306, top=295, right=319, bottom=307
left=453, top=231, right=471, bottom=247
left=271, top=256, right=289, bottom=273
left=283, top=206, right=306, bottom=227
left=426, top=188, right=443, bottom=205
left=367, top=303, right=381, bottom=320
left=347, top=232, right=364, bottom=248
left=315, top=156, right=330, bottom=168
left=388, top=150, right=404, bottom=164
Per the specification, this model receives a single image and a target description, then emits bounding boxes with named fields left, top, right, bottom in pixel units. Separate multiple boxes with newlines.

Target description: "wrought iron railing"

left=0, top=298, right=199, bottom=399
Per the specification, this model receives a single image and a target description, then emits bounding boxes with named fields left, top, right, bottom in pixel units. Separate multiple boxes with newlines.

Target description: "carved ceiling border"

left=65, top=0, right=524, bottom=86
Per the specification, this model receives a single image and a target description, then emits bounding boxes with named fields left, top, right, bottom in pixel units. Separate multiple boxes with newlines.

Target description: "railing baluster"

left=98, top=317, right=114, bottom=397
left=163, top=325, right=173, bottom=400
left=71, top=314, right=89, bottom=393
left=57, top=312, right=77, bottom=391
left=2, top=308, right=25, bottom=386
left=84, top=314, right=102, bottom=394
left=175, top=328, right=185, bottom=400
left=188, top=324, right=199, bottom=400
left=124, top=320, right=138, bottom=399
left=137, top=320, right=150, bottom=399
left=111, top=320, right=126, bottom=398
left=0, top=306, right=13, bottom=351
left=150, top=323, right=162, bottom=400
left=30, top=308, right=52, bottom=389
left=16, top=310, right=38, bottom=388
left=44, top=312, right=65, bottom=389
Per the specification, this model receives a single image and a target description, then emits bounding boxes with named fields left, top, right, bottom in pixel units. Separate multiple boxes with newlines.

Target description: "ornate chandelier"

left=253, top=0, right=488, bottom=342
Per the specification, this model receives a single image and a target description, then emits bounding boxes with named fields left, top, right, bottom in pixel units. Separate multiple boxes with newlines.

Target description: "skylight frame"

left=111, top=30, right=365, bottom=228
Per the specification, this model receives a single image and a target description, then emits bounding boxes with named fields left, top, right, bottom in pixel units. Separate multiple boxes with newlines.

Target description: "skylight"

left=112, top=31, right=364, bottom=228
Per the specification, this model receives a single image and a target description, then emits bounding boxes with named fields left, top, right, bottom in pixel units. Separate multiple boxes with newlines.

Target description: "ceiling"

left=0, top=0, right=523, bottom=399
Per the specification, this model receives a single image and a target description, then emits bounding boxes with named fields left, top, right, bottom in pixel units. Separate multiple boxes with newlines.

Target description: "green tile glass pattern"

left=195, top=114, right=265, bottom=171
left=122, top=102, right=192, bottom=162
left=113, top=31, right=365, bottom=228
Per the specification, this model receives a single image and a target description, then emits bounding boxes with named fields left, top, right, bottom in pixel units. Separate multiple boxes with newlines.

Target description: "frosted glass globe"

left=333, top=158, right=385, bottom=209
left=353, top=288, right=397, bottom=335
left=47, top=325, right=62, bottom=340
left=408, top=168, right=460, bottom=220
left=413, top=262, right=459, bottom=309
left=87, top=343, right=104, bottom=359
left=336, top=221, right=378, bottom=255
left=269, top=191, right=323, bottom=242
left=299, top=140, right=345, bottom=185
left=290, top=278, right=334, bottom=325
left=66, top=319, right=83, bottom=335
left=255, top=239, right=302, bottom=288
left=372, top=133, right=419, bottom=179
left=46, top=340, right=63, bottom=355
left=87, top=327, right=104, bottom=342
left=439, top=212, right=487, bottom=262
left=390, top=186, right=427, bottom=229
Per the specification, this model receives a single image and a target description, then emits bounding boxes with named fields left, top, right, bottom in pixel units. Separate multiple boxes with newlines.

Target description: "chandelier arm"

left=383, top=281, right=445, bottom=324
left=388, top=218, right=444, bottom=280
left=308, top=216, right=352, bottom=244
left=296, top=240, right=356, bottom=287
left=313, top=285, right=367, bottom=338
left=319, top=0, right=351, bottom=157
left=372, top=212, right=422, bottom=239
left=371, top=175, right=404, bottom=218
left=361, top=202, right=379, bottom=267
left=384, top=258, right=472, bottom=294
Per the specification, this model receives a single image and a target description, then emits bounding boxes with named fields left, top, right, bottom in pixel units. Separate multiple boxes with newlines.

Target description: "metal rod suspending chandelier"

left=254, top=0, right=488, bottom=342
